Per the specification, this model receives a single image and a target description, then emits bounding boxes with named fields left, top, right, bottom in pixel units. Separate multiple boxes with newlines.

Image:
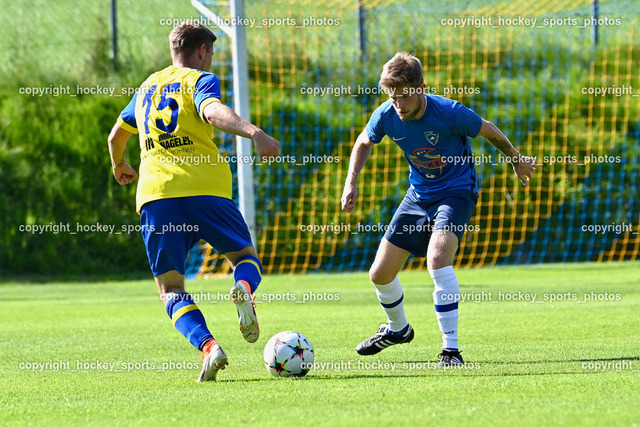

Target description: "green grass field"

left=1, top=262, right=639, bottom=426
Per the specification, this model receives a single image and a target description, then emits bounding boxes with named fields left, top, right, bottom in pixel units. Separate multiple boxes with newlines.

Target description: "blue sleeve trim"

left=194, top=73, right=222, bottom=116
left=120, top=92, right=138, bottom=128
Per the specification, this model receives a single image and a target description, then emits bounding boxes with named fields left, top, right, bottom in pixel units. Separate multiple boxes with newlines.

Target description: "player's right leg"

left=140, top=198, right=227, bottom=382
left=226, top=246, right=261, bottom=343
left=182, top=196, right=262, bottom=343
left=356, top=238, right=415, bottom=355
left=356, top=190, right=432, bottom=355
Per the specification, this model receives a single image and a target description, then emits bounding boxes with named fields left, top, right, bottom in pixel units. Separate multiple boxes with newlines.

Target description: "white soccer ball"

left=263, top=331, right=314, bottom=377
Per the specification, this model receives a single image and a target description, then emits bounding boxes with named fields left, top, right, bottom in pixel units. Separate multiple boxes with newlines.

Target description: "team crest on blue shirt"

left=424, top=131, right=439, bottom=145
left=409, top=147, right=446, bottom=179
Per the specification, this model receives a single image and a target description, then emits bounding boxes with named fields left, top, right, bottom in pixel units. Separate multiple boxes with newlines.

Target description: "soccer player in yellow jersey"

left=107, top=22, right=279, bottom=382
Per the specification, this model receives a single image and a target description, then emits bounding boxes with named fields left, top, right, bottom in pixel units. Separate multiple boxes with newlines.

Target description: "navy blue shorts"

left=384, top=189, right=478, bottom=258
left=140, top=196, right=253, bottom=276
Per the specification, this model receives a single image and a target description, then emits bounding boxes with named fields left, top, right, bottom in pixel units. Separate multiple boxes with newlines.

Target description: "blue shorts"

left=384, top=189, right=478, bottom=258
left=140, top=196, right=252, bottom=276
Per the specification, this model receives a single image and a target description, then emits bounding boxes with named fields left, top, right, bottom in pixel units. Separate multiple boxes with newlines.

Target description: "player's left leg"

left=426, top=193, right=477, bottom=366
left=426, top=230, right=464, bottom=366
left=154, top=271, right=216, bottom=353
left=154, top=270, right=228, bottom=382
left=141, top=198, right=228, bottom=381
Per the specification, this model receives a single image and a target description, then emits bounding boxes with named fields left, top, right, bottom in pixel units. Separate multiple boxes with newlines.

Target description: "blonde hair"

left=169, top=22, right=217, bottom=58
left=379, top=52, right=424, bottom=89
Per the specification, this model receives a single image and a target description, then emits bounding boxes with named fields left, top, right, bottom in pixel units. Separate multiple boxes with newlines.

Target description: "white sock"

left=431, top=266, right=460, bottom=350
left=374, top=277, right=408, bottom=332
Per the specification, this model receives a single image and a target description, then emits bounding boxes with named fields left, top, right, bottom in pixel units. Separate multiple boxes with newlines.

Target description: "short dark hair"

left=169, top=22, right=217, bottom=58
left=379, top=52, right=424, bottom=89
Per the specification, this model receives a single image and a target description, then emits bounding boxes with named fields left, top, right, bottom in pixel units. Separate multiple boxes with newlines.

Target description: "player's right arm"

left=202, top=101, right=279, bottom=160
left=341, top=129, right=374, bottom=213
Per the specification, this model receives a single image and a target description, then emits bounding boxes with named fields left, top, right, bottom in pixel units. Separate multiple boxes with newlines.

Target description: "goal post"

left=191, top=0, right=257, bottom=246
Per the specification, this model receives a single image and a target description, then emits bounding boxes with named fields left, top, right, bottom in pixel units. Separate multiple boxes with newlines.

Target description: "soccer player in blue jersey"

left=107, top=22, right=279, bottom=381
left=341, top=52, right=537, bottom=365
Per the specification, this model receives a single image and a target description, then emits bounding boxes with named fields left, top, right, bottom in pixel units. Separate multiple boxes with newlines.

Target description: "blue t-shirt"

left=366, top=94, right=483, bottom=199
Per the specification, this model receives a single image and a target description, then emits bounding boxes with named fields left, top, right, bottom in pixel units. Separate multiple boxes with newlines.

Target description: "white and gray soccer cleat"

left=197, top=340, right=229, bottom=382
left=230, top=280, right=260, bottom=343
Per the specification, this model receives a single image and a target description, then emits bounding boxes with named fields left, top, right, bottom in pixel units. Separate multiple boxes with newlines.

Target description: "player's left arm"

left=108, top=92, right=139, bottom=185
left=108, top=124, right=138, bottom=186
left=477, top=119, right=538, bottom=187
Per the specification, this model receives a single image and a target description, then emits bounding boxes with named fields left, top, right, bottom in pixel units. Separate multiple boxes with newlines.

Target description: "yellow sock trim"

left=236, top=259, right=262, bottom=278
left=171, top=304, right=198, bottom=326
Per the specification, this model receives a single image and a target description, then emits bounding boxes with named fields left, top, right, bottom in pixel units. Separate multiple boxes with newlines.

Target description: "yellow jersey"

left=117, top=65, right=232, bottom=212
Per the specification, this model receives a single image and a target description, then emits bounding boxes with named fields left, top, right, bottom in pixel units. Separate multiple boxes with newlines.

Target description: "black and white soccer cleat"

left=437, top=349, right=464, bottom=366
left=356, top=323, right=414, bottom=356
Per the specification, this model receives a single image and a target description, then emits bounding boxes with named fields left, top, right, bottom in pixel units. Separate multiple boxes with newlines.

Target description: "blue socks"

left=165, top=292, right=213, bottom=351
left=233, top=255, right=263, bottom=293
left=163, top=256, right=262, bottom=351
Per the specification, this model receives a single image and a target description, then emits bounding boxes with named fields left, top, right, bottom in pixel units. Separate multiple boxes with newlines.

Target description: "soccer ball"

left=263, top=331, right=314, bottom=377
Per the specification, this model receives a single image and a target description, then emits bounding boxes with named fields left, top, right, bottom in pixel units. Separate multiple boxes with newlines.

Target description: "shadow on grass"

left=0, top=272, right=151, bottom=285
left=218, top=370, right=615, bottom=383
left=571, top=356, right=640, bottom=362
left=217, top=356, right=640, bottom=383
left=464, top=356, right=640, bottom=365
